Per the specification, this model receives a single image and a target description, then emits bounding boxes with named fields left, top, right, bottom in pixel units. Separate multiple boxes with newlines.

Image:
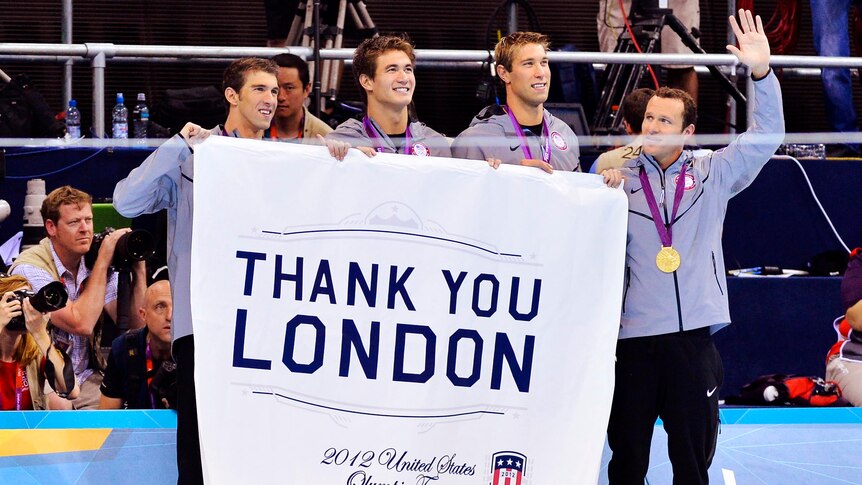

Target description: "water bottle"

left=132, top=92, right=149, bottom=139
left=112, top=92, right=128, bottom=139
left=66, top=99, right=81, bottom=139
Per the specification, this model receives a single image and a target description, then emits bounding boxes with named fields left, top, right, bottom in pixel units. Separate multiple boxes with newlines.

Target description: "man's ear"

left=359, top=74, right=374, bottom=93
left=44, top=219, right=57, bottom=238
left=225, top=87, right=238, bottom=107
left=683, top=124, right=696, bottom=137
left=496, top=64, right=510, bottom=84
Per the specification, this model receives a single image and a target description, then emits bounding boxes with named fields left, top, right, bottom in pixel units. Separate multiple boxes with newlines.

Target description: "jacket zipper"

left=622, top=266, right=631, bottom=313
left=655, top=161, right=685, bottom=332
left=712, top=251, right=725, bottom=296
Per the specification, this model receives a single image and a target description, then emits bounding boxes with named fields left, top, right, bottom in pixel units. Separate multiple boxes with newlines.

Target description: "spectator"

left=597, top=0, right=700, bottom=101
left=9, top=186, right=145, bottom=410
left=593, top=87, right=654, bottom=173
left=265, top=53, right=332, bottom=141
left=825, top=248, right=862, bottom=405
left=811, top=0, right=861, bottom=157
left=0, top=274, right=78, bottom=410
left=100, top=280, right=175, bottom=410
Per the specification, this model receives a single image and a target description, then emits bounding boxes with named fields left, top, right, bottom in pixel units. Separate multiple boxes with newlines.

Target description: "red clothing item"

left=0, top=360, right=32, bottom=410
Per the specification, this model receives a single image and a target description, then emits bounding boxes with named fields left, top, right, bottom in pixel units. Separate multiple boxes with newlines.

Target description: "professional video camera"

left=6, top=281, right=68, bottom=331
left=84, top=227, right=155, bottom=272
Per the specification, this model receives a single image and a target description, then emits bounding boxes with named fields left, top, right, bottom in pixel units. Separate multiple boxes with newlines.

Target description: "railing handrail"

left=3, top=42, right=862, bottom=68
left=4, top=42, right=859, bottom=136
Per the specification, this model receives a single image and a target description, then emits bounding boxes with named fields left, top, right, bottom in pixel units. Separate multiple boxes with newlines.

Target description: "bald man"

left=100, top=280, right=175, bottom=409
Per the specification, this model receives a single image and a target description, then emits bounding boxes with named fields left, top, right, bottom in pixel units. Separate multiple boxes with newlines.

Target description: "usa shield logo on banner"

left=491, top=451, right=527, bottom=485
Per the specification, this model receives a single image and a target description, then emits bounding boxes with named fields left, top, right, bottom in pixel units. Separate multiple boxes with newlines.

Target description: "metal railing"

left=3, top=42, right=862, bottom=135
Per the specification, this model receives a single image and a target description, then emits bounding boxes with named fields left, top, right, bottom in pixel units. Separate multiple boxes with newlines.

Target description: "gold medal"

left=656, top=246, right=681, bottom=273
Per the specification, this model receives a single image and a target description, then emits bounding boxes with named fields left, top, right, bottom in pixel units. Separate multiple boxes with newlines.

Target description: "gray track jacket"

left=327, top=117, right=452, bottom=157
left=451, top=105, right=581, bottom=171
left=619, top=71, right=784, bottom=339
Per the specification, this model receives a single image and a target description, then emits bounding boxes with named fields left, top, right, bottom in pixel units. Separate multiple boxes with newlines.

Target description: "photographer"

left=100, top=280, right=175, bottom=410
left=9, top=186, right=146, bottom=409
left=0, top=274, right=79, bottom=409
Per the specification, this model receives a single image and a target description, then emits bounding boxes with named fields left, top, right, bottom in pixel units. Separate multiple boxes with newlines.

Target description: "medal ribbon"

left=363, top=116, right=413, bottom=155
left=638, top=162, right=688, bottom=248
left=505, top=106, right=551, bottom=166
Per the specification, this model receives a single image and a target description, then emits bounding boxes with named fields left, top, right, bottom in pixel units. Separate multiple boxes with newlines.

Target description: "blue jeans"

left=811, top=0, right=861, bottom=136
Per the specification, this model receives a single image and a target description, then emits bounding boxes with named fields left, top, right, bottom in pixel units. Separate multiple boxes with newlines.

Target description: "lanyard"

left=145, top=341, right=156, bottom=409
left=362, top=116, right=413, bottom=154
left=505, top=106, right=551, bottom=166
left=15, top=365, right=28, bottom=411
left=638, top=162, right=688, bottom=248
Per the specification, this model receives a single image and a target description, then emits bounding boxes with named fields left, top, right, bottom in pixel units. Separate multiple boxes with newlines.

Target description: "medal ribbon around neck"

left=505, top=106, right=551, bottom=166
left=363, top=116, right=413, bottom=155
left=638, top=162, right=688, bottom=273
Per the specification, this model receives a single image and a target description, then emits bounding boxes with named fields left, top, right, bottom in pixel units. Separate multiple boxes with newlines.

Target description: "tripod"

left=277, top=0, right=378, bottom=114
left=593, top=7, right=746, bottom=135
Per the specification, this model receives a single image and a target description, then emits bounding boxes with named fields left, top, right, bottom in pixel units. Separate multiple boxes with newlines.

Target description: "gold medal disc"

left=656, top=246, right=681, bottom=273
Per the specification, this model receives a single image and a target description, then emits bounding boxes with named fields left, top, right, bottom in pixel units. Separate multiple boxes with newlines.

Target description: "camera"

left=84, top=227, right=155, bottom=272
left=5, top=281, right=69, bottom=331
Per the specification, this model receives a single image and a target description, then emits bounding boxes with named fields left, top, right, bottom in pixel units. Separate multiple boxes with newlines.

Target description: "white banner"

left=191, top=136, right=627, bottom=484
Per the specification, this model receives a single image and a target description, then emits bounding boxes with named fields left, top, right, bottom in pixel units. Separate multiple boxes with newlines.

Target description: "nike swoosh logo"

left=629, top=186, right=643, bottom=194
left=509, top=145, right=520, bottom=151
left=706, top=386, right=717, bottom=397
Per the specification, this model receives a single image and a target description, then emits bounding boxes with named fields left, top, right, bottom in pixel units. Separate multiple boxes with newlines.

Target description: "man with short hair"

left=9, top=186, right=145, bottom=410
left=605, top=11, right=784, bottom=484
left=113, top=56, right=349, bottom=485
left=326, top=35, right=451, bottom=158
left=451, top=31, right=581, bottom=173
left=100, top=279, right=174, bottom=410
left=265, top=53, right=332, bottom=141
left=593, top=87, right=654, bottom=174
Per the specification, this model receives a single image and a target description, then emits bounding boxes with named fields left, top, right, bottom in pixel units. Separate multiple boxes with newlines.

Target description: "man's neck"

left=367, top=102, right=408, bottom=135
left=506, top=96, right=544, bottom=126
left=224, top=116, right=264, bottom=140
left=147, top=334, right=171, bottom=362
left=51, top=241, right=81, bottom=279
left=658, top=148, right=684, bottom=170
left=274, top=109, right=304, bottom=139
left=0, top=333, right=18, bottom=362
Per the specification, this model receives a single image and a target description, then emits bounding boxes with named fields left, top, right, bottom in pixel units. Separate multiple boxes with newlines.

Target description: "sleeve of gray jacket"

left=113, top=134, right=187, bottom=217
left=710, top=70, right=785, bottom=197
left=450, top=126, right=491, bottom=161
left=325, top=121, right=368, bottom=145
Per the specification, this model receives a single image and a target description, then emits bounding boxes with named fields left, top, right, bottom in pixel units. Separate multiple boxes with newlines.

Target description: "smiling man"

left=326, top=34, right=451, bottom=158
left=265, top=53, right=332, bottom=141
left=113, top=57, right=281, bottom=485
left=451, top=31, right=580, bottom=173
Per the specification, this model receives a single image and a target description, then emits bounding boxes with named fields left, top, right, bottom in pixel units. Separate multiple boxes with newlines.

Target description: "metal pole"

left=313, top=0, right=321, bottom=117
left=62, top=0, right=73, bottom=107
left=727, top=0, right=737, bottom=135
left=92, top=51, right=106, bottom=138
left=746, top=68, right=754, bottom=131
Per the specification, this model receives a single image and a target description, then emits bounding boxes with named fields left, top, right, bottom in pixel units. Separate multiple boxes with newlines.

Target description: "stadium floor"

left=1, top=408, right=860, bottom=484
